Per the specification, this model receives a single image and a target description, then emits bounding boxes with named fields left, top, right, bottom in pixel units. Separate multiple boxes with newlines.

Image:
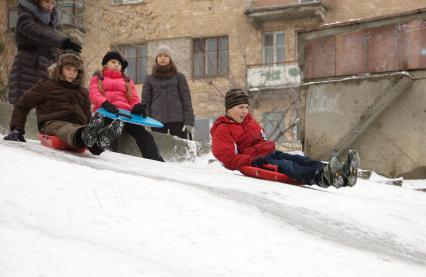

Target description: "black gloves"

left=131, top=103, right=147, bottom=117
left=62, top=38, right=82, bottom=53
left=4, top=129, right=26, bottom=142
left=251, top=156, right=268, bottom=168
left=102, top=100, right=119, bottom=114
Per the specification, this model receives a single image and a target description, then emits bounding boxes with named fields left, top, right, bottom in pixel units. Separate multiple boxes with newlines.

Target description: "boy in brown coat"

left=3, top=51, right=124, bottom=155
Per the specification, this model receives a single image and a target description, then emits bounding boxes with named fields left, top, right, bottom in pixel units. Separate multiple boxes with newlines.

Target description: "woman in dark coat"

left=142, top=45, right=195, bottom=139
left=8, top=0, right=81, bottom=105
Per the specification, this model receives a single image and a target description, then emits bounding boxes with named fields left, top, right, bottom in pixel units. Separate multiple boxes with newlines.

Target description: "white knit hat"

left=155, top=45, right=174, bottom=60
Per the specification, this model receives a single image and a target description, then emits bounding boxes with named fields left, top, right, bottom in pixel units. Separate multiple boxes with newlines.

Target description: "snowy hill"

left=1, top=139, right=426, bottom=277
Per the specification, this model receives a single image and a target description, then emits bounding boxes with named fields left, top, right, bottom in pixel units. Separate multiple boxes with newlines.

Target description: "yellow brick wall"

left=1, top=0, right=424, bottom=119
left=83, top=0, right=265, bottom=117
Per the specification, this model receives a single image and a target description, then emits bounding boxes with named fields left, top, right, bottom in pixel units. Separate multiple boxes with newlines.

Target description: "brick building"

left=1, top=0, right=425, bottom=142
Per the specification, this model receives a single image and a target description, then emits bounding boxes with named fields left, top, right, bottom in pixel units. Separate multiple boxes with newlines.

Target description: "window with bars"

left=263, top=32, right=285, bottom=64
left=117, top=45, right=147, bottom=84
left=193, top=36, right=229, bottom=78
left=262, top=112, right=287, bottom=142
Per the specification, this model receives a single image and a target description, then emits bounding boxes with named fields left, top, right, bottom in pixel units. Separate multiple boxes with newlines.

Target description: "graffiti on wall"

left=247, top=62, right=300, bottom=89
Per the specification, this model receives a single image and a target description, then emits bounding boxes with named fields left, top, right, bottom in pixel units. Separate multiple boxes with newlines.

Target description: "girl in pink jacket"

left=89, top=51, right=164, bottom=161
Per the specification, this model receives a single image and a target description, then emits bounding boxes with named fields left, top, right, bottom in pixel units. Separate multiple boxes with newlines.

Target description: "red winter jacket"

left=210, top=114, right=276, bottom=170
left=89, top=69, right=140, bottom=112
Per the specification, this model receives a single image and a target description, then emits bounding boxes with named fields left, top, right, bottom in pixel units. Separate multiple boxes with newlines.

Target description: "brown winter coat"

left=142, top=63, right=195, bottom=126
left=10, top=66, right=91, bottom=133
left=8, top=0, right=65, bottom=104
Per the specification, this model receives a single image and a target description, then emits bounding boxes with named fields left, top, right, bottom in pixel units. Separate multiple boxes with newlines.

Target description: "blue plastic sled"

left=97, top=108, right=164, bottom=128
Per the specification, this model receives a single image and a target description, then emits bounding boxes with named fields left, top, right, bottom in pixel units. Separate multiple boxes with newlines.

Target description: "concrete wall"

left=301, top=72, right=426, bottom=179
left=0, top=103, right=210, bottom=162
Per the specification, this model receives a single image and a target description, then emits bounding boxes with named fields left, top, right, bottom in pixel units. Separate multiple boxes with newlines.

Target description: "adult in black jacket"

left=142, top=45, right=195, bottom=139
left=8, top=0, right=81, bottom=105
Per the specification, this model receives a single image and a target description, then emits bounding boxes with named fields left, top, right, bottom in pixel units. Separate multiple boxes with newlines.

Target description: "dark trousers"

left=151, top=122, right=187, bottom=139
left=124, top=124, right=164, bottom=162
left=108, top=119, right=164, bottom=162
left=263, top=151, right=324, bottom=185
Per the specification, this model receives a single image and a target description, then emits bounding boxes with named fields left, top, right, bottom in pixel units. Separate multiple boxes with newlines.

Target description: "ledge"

left=245, top=1, right=326, bottom=24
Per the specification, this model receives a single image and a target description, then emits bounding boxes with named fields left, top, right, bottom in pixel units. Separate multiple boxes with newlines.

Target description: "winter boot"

left=320, top=153, right=344, bottom=188
left=339, top=150, right=360, bottom=187
left=97, top=119, right=124, bottom=149
left=82, top=112, right=105, bottom=147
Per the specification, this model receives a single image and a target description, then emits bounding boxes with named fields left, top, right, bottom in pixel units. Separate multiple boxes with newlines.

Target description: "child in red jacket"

left=89, top=51, right=163, bottom=162
left=210, top=89, right=360, bottom=188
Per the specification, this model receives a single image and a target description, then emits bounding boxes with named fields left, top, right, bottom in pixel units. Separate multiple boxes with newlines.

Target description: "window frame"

left=262, top=111, right=287, bottom=143
left=116, top=44, right=148, bottom=84
left=262, top=31, right=286, bottom=64
left=192, top=36, right=229, bottom=79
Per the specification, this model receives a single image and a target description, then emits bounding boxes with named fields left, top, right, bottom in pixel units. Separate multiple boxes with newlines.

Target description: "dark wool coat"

left=10, top=66, right=91, bottom=133
left=210, top=114, right=276, bottom=170
left=8, top=0, right=65, bottom=105
left=142, top=64, right=195, bottom=126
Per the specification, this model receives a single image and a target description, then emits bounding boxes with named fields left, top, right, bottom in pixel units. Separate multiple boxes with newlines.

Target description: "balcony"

left=246, top=62, right=301, bottom=90
left=245, top=0, right=326, bottom=24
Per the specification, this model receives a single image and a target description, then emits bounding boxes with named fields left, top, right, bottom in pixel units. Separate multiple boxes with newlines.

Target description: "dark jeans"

left=109, top=120, right=164, bottom=162
left=263, top=151, right=324, bottom=185
left=151, top=122, right=187, bottom=139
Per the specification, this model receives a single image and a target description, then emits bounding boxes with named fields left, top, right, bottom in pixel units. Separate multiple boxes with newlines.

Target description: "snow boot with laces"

left=339, top=150, right=360, bottom=187
left=97, top=119, right=124, bottom=149
left=319, top=153, right=344, bottom=188
left=82, top=112, right=105, bottom=147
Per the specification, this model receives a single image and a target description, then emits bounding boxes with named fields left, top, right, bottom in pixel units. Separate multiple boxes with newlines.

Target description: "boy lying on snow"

left=3, top=51, right=123, bottom=155
left=210, top=88, right=360, bottom=188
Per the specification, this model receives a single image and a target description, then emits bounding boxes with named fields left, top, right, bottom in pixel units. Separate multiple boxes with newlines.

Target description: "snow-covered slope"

left=1, top=140, right=425, bottom=277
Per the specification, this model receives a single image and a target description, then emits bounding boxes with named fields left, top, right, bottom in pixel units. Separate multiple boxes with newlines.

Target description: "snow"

left=1, top=139, right=426, bottom=277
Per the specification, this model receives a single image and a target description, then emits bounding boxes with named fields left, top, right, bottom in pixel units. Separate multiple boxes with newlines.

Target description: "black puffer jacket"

left=8, top=0, right=65, bottom=105
left=142, top=63, right=195, bottom=126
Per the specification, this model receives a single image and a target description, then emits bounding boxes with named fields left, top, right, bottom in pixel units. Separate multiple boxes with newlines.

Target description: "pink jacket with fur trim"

left=89, top=69, right=140, bottom=112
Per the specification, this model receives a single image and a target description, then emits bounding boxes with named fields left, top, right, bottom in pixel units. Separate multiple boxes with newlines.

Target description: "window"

left=193, top=36, right=229, bottom=78
left=8, top=8, right=18, bottom=30
left=117, top=45, right=147, bottom=84
left=262, top=112, right=287, bottom=142
left=263, top=32, right=285, bottom=64
left=56, top=1, right=84, bottom=30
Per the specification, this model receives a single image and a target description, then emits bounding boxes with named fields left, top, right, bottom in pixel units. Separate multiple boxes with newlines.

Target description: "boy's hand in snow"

left=4, top=129, right=26, bottom=142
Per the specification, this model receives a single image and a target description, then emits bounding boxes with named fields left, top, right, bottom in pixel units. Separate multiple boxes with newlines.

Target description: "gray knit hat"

left=225, top=89, right=249, bottom=110
left=155, top=45, right=173, bottom=60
